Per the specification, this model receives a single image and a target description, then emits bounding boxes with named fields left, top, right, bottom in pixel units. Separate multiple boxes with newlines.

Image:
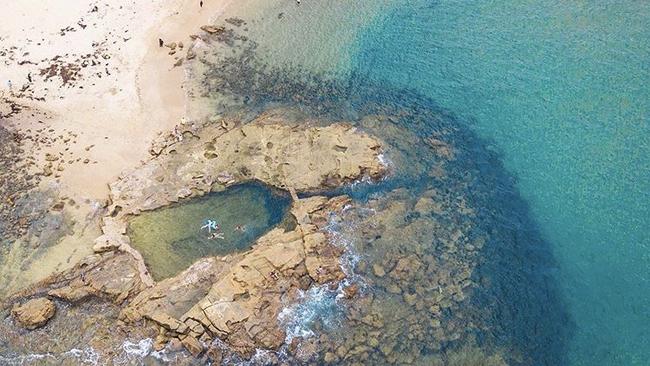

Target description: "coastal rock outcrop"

left=110, top=110, right=385, bottom=216
left=121, top=195, right=350, bottom=358
left=4, top=110, right=386, bottom=361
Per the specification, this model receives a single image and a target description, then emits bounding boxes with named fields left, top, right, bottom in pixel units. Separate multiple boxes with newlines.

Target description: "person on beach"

left=200, top=1, right=203, bottom=8
left=173, top=126, right=183, bottom=141
left=7, top=80, right=12, bottom=90
left=158, top=38, right=164, bottom=47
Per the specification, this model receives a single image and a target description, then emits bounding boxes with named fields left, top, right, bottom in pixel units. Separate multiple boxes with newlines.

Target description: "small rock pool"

left=128, top=182, right=292, bottom=280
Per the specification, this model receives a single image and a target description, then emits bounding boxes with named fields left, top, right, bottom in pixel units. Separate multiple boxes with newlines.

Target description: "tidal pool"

left=128, top=183, right=291, bottom=281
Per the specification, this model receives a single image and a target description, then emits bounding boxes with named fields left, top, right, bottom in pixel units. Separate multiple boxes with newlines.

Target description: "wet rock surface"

left=0, top=124, right=42, bottom=241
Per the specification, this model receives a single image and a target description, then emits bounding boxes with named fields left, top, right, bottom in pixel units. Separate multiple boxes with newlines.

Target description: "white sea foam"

left=114, top=338, right=172, bottom=364
left=0, top=353, right=54, bottom=366
left=62, top=347, right=100, bottom=365
left=0, top=346, right=100, bottom=365
left=277, top=207, right=372, bottom=347
left=278, top=284, right=336, bottom=343
left=377, top=152, right=392, bottom=168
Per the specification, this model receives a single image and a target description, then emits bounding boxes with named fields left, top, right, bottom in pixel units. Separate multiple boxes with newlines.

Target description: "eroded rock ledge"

left=6, top=110, right=387, bottom=361
left=109, top=110, right=385, bottom=216
left=121, top=195, right=351, bottom=358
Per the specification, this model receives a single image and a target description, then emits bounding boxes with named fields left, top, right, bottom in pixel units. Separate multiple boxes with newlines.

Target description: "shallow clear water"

left=128, top=183, right=291, bottom=280
left=353, top=2, right=650, bottom=365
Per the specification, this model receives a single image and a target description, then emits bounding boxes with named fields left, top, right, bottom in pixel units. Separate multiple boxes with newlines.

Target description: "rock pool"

left=128, top=183, right=291, bottom=280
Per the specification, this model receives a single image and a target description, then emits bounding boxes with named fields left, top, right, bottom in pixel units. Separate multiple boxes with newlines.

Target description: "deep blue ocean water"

left=352, top=1, right=649, bottom=365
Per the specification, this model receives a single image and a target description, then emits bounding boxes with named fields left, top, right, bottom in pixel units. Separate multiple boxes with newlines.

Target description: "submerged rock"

left=11, top=297, right=56, bottom=330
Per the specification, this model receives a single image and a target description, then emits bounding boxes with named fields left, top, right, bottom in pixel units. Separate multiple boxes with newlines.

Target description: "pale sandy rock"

left=109, top=114, right=385, bottom=217
left=148, top=311, right=188, bottom=333
left=48, top=286, right=92, bottom=303
left=305, top=255, right=345, bottom=284
left=200, top=25, right=225, bottom=34
left=24, top=252, right=145, bottom=305
left=121, top=257, right=231, bottom=322
left=93, top=232, right=129, bottom=253
left=12, top=297, right=56, bottom=330
left=12, top=114, right=381, bottom=359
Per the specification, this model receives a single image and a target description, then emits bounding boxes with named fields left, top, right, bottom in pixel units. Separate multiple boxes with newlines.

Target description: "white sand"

left=0, top=0, right=234, bottom=294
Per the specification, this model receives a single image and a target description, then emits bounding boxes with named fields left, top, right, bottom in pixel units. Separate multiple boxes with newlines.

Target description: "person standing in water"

left=158, top=38, right=164, bottom=47
left=200, top=1, right=203, bottom=8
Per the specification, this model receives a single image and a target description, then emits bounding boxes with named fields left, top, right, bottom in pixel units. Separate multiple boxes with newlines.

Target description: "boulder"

left=12, top=297, right=56, bottom=330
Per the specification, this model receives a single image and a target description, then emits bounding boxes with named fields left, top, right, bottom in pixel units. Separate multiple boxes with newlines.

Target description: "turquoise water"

left=354, top=1, right=650, bottom=365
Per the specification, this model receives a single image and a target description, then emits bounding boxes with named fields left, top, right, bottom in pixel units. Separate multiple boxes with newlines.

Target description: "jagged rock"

left=20, top=252, right=146, bottom=305
left=166, top=196, right=349, bottom=355
left=216, top=171, right=234, bottom=184
left=176, top=187, right=192, bottom=198
left=148, top=311, right=188, bottom=333
left=48, top=286, right=92, bottom=303
left=92, top=233, right=128, bottom=253
left=8, top=111, right=387, bottom=360
left=12, top=297, right=56, bottom=330
left=180, top=335, right=203, bottom=357
left=154, top=334, right=169, bottom=351
left=44, top=153, right=58, bottom=161
left=305, top=256, right=344, bottom=284
left=121, top=257, right=228, bottom=324
left=206, top=345, right=223, bottom=363
left=343, top=284, right=359, bottom=299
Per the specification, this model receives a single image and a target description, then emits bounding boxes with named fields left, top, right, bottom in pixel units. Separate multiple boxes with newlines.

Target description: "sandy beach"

left=0, top=0, right=233, bottom=293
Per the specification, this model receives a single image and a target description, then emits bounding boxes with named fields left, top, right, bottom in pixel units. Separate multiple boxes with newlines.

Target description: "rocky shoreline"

left=1, top=109, right=387, bottom=363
